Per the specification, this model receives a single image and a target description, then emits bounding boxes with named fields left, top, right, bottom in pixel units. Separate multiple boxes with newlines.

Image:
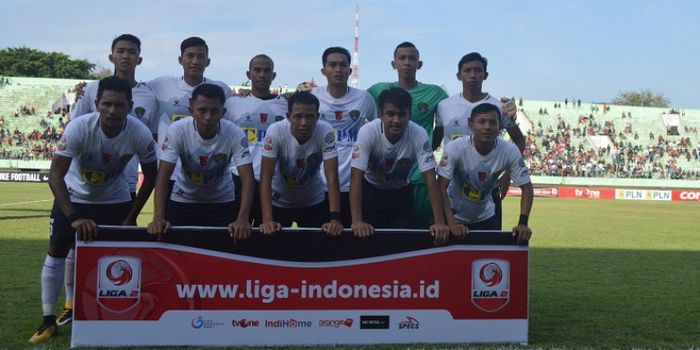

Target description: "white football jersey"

left=224, top=94, right=287, bottom=179
left=160, top=117, right=251, bottom=203
left=312, top=86, right=377, bottom=192
left=351, top=119, right=436, bottom=190
left=437, top=135, right=531, bottom=223
left=435, top=93, right=515, bottom=147
left=262, top=119, right=337, bottom=208
left=55, top=112, right=157, bottom=204
left=70, top=81, right=159, bottom=192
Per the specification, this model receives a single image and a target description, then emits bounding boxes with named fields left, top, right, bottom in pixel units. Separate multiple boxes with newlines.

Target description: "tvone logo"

left=97, top=256, right=141, bottom=313
left=232, top=319, right=260, bottom=328
left=471, top=259, right=510, bottom=312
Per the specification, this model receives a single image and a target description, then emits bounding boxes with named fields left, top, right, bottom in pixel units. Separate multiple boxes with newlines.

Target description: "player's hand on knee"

left=72, top=219, right=98, bottom=242
left=449, top=222, right=468, bottom=239
left=512, top=224, right=532, bottom=244
left=228, top=220, right=251, bottom=244
left=351, top=221, right=374, bottom=238
left=259, top=221, right=281, bottom=235
left=147, top=219, right=170, bottom=240
left=321, top=220, right=343, bottom=236
left=430, top=223, right=450, bottom=246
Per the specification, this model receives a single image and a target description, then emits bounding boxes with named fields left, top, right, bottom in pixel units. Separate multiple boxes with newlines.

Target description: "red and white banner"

left=672, top=190, right=700, bottom=202
left=72, top=229, right=529, bottom=347
left=558, top=186, right=616, bottom=200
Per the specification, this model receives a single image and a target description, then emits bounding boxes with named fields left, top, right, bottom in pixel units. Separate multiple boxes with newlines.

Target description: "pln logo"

left=471, top=259, right=509, bottom=312
left=97, top=256, right=141, bottom=313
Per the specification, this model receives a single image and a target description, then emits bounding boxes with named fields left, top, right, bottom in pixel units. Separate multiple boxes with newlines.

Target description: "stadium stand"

left=1, top=77, right=699, bottom=181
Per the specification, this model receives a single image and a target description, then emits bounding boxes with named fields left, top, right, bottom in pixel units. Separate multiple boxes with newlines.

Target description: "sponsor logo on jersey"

left=398, top=316, right=419, bottom=329
left=422, top=140, right=431, bottom=152
left=161, top=136, right=170, bottom=151
left=97, top=256, right=140, bottom=313
left=275, top=115, right=285, bottom=122
left=439, top=154, right=448, bottom=167
left=57, top=136, right=67, bottom=151
left=260, top=113, right=268, bottom=123
left=471, top=259, right=510, bottom=312
left=349, top=109, right=361, bottom=121
left=325, top=132, right=335, bottom=144
left=240, top=137, right=248, bottom=148
left=82, top=168, right=105, bottom=185
left=264, top=138, right=273, bottom=152
left=335, top=111, right=344, bottom=121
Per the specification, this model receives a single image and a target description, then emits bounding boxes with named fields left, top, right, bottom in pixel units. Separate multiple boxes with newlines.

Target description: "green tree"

left=611, top=89, right=670, bottom=107
left=0, top=47, right=98, bottom=79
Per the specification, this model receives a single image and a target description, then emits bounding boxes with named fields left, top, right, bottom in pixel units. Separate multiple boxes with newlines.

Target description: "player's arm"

left=230, top=163, right=254, bottom=243
left=506, top=126, right=526, bottom=154
left=48, top=154, right=98, bottom=242
left=349, top=167, right=373, bottom=237
left=147, top=160, right=175, bottom=238
left=259, top=156, right=281, bottom=234
left=122, top=160, right=157, bottom=225
left=432, top=126, right=444, bottom=151
left=437, top=175, right=467, bottom=238
left=422, top=169, right=449, bottom=245
left=321, top=157, right=342, bottom=235
left=512, top=182, right=534, bottom=244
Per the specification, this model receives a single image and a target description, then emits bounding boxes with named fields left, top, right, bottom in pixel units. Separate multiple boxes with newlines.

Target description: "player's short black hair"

left=470, top=102, right=501, bottom=122
left=393, top=41, right=419, bottom=58
left=378, top=87, right=412, bottom=114
left=287, top=91, right=320, bottom=113
left=458, top=52, right=488, bottom=72
left=249, top=54, right=274, bottom=70
left=111, top=34, right=141, bottom=52
left=191, top=83, right=226, bottom=105
left=97, top=76, right=132, bottom=102
left=322, top=47, right=351, bottom=66
left=180, top=36, right=208, bottom=55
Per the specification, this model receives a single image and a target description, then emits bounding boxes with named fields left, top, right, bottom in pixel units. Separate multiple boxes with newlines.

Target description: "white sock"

left=64, top=249, right=75, bottom=307
left=41, top=255, right=65, bottom=316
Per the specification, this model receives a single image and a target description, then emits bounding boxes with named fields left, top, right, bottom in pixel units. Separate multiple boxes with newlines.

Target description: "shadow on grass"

left=1, top=237, right=698, bottom=350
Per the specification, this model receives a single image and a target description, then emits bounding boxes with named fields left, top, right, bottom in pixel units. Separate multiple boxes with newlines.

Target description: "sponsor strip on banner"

left=672, top=190, right=700, bottom=202
left=507, top=187, right=558, bottom=198
left=72, top=227, right=529, bottom=347
left=0, top=171, right=49, bottom=183
left=558, top=186, right=615, bottom=200
left=615, top=188, right=672, bottom=201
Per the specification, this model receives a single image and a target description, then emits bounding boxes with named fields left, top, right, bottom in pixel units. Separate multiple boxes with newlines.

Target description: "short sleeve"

left=437, top=141, right=457, bottom=180
left=231, top=127, right=252, bottom=166
left=55, top=120, right=83, bottom=158
left=350, top=123, right=372, bottom=171
left=318, top=122, right=338, bottom=160
left=414, top=127, right=437, bottom=173
left=262, top=123, right=281, bottom=159
left=159, top=123, right=181, bottom=164
left=135, top=124, right=157, bottom=164
left=507, top=144, right=531, bottom=186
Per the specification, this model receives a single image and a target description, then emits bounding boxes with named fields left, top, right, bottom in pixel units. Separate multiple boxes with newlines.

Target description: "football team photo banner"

left=72, top=227, right=529, bottom=347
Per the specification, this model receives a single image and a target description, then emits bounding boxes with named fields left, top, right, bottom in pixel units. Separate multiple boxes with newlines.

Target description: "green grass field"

left=1, top=182, right=699, bottom=350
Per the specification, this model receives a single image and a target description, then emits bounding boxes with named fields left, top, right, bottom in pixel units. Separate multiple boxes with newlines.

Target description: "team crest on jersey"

left=417, top=102, right=429, bottom=113
left=296, top=159, right=305, bottom=169
left=478, top=172, right=487, bottom=182
left=102, top=153, right=112, bottom=164
left=349, top=110, right=361, bottom=121
left=335, top=111, right=344, bottom=121
left=397, top=158, right=412, bottom=169
left=385, top=159, right=395, bottom=169
left=213, top=153, right=227, bottom=162
left=275, top=115, right=285, bottom=122
left=260, top=113, right=268, bottom=123
left=120, top=154, right=133, bottom=164
left=199, top=156, right=209, bottom=167
left=134, top=107, right=145, bottom=118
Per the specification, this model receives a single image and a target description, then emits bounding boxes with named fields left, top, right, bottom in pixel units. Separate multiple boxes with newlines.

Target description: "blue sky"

left=2, top=0, right=699, bottom=108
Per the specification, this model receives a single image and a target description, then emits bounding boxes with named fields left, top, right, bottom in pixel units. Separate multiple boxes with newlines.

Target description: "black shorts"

left=458, top=214, right=501, bottom=230
left=49, top=200, right=132, bottom=246
left=166, top=200, right=240, bottom=227
left=272, top=199, right=328, bottom=228
left=362, top=179, right=415, bottom=229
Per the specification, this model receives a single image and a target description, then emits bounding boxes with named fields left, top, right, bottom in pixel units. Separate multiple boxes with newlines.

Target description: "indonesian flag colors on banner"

left=72, top=228, right=529, bottom=347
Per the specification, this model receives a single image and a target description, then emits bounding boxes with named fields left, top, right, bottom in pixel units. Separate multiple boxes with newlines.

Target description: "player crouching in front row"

left=147, top=84, right=255, bottom=243
left=349, top=87, right=449, bottom=245
left=437, top=103, right=533, bottom=244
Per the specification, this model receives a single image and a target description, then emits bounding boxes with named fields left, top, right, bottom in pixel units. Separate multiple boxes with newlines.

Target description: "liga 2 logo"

left=97, top=256, right=141, bottom=313
left=471, top=259, right=509, bottom=312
